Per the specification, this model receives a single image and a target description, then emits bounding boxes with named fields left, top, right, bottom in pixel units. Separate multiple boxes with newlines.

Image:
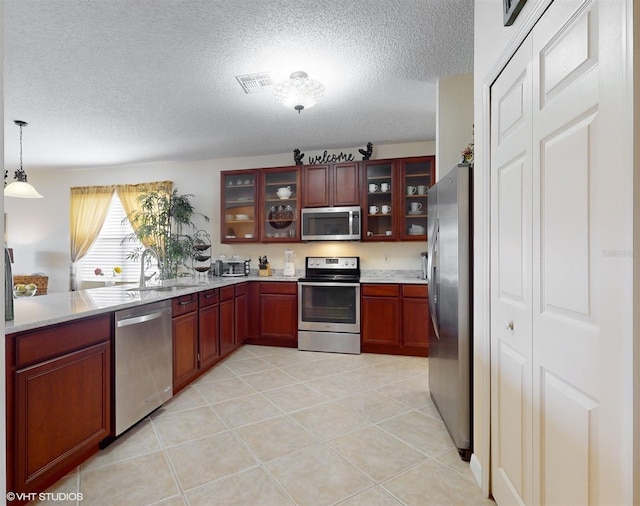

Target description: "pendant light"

left=274, top=71, right=325, bottom=113
left=5, top=120, right=43, bottom=198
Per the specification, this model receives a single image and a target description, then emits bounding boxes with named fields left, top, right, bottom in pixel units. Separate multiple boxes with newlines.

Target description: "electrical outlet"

left=384, top=253, right=390, bottom=264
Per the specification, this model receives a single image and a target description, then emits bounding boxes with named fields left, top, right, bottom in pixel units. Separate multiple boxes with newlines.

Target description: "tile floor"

left=38, top=345, right=494, bottom=506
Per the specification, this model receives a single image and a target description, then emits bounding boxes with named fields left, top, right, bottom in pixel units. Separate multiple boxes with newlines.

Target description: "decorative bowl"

left=14, top=284, right=37, bottom=297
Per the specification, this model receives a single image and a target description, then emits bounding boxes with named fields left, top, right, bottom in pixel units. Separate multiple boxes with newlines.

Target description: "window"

left=79, top=193, right=144, bottom=283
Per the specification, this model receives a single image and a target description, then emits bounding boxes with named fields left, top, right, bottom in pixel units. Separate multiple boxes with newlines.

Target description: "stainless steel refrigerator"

left=426, top=163, right=472, bottom=461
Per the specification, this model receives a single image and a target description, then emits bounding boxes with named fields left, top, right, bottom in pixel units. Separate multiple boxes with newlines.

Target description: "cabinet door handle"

left=179, top=297, right=196, bottom=306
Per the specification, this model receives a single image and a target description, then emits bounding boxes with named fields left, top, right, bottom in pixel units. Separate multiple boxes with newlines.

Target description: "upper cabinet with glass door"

left=398, top=156, right=434, bottom=241
left=221, top=170, right=258, bottom=243
left=262, top=167, right=300, bottom=241
left=362, top=160, right=396, bottom=241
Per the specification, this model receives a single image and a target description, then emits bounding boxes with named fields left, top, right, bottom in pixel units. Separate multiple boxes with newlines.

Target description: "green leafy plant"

left=123, top=187, right=209, bottom=279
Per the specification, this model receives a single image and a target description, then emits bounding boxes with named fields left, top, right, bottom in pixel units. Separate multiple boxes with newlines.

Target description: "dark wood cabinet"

left=402, top=284, right=430, bottom=353
left=234, top=283, right=248, bottom=345
left=398, top=156, right=434, bottom=241
left=198, top=289, right=220, bottom=370
left=248, top=282, right=298, bottom=347
left=6, top=315, right=112, bottom=497
left=361, top=283, right=429, bottom=356
left=302, top=163, right=359, bottom=208
left=361, top=284, right=402, bottom=348
left=219, top=285, right=236, bottom=355
left=172, top=294, right=199, bottom=393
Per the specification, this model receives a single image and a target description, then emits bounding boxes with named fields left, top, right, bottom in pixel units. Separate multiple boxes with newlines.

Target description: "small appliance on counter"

left=216, top=257, right=250, bottom=277
left=283, top=249, right=296, bottom=277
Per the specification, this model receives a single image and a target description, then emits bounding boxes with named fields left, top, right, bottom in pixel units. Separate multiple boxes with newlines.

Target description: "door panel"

left=490, top=35, right=533, bottom=506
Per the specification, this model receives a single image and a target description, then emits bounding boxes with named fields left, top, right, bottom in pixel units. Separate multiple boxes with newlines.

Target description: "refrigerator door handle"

left=427, top=220, right=440, bottom=339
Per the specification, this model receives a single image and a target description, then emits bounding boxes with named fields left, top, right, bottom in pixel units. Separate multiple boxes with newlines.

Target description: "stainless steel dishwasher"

left=115, top=299, right=173, bottom=435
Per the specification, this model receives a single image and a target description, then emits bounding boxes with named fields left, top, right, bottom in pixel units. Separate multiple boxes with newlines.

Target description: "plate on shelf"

left=235, top=214, right=250, bottom=220
left=407, top=210, right=423, bottom=215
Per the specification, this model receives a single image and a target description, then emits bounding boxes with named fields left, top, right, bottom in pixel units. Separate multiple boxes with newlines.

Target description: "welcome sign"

left=294, top=142, right=373, bottom=165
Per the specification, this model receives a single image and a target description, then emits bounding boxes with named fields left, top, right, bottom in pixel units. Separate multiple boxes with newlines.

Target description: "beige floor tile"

left=242, top=344, right=293, bottom=357
left=305, top=373, right=370, bottom=399
left=337, top=486, right=404, bottom=505
left=80, top=450, right=179, bottom=505
left=81, top=418, right=161, bottom=471
left=224, top=356, right=274, bottom=376
left=381, top=459, right=494, bottom=506
left=261, top=382, right=329, bottom=412
left=417, top=399, right=443, bottom=421
left=266, top=444, right=374, bottom=506
left=289, top=401, right=370, bottom=441
left=34, top=473, right=79, bottom=505
left=376, top=378, right=432, bottom=409
left=150, top=496, right=186, bottom=505
left=434, top=448, right=477, bottom=484
left=235, top=415, right=319, bottom=462
left=282, top=359, right=343, bottom=381
left=152, top=385, right=208, bottom=417
left=223, top=346, right=258, bottom=362
left=185, top=466, right=294, bottom=506
left=338, top=390, right=411, bottom=423
left=329, top=425, right=426, bottom=482
left=193, top=376, right=256, bottom=403
left=211, top=393, right=282, bottom=428
left=166, top=431, right=256, bottom=491
left=379, top=411, right=454, bottom=456
left=261, top=349, right=320, bottom=367
left=240, top=367, right=299, bottom=392
left=152, top=405, right=226, bottom=447
left=194, top=363, right=236, bottom=383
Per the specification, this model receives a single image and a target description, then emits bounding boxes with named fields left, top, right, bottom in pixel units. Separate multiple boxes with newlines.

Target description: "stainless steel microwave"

left=300, top=206, right=361, bottom=241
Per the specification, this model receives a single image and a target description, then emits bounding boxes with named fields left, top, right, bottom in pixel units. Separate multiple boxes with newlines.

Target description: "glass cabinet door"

left=399, top=156, right=434, bottom=241
left=262, top=167, right=300, bottom=241
left=221, top=170, right=258, bottom=242
left=362, top=160, right=395, bottom=241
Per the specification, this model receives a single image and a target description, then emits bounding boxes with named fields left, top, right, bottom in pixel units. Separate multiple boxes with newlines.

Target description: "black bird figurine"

left=293, top=149, right=304, bottom=165
left=359, top=142, right=373, bottom=160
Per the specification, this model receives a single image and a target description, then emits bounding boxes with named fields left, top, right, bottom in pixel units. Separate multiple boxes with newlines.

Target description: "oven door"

left=298, top=282, right=360, bottom=333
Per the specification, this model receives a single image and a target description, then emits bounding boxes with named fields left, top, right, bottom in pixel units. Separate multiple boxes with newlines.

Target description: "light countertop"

left=5, top=271, right=426, bottom=335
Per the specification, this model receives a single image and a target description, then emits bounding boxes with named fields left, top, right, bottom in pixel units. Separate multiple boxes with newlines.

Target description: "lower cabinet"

left=172, top=293, right=200, bottom=393
left=6, top=315, right=112, bottom=497
left=361, top=283, right=429, bottom=356
left=246, top=282, right=298, bottom=347
left=219, top=285, right=235, bottom=355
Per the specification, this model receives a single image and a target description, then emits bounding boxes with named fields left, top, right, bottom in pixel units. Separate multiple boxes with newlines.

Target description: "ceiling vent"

left=235, top=72, right=273, bottom=94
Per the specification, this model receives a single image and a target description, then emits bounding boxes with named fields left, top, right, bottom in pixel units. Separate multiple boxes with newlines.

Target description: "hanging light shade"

left=5, top=120, right=43, bottom=198
left=274, top=71, right=325, bottom=113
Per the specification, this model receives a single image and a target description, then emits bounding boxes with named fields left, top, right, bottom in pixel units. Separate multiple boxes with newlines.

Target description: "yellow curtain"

left=116, top=181, right=173, bottom=248
left=69, top=185, right=116, bottom=290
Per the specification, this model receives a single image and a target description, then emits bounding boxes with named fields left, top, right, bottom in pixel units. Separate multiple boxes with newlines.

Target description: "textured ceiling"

left=3, top=0, right=473, bottom=171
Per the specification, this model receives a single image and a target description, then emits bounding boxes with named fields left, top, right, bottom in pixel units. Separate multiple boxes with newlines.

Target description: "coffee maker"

left=283, top=249, right=296, bottom=277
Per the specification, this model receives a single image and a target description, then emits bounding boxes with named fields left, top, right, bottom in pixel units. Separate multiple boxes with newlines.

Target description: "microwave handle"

left=352, top=210, right=360, bottom=236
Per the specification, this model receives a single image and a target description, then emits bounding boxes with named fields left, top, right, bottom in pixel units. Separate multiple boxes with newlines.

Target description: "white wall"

left=436, top=73, right=473, bottom=179
left=5, top=141, right=434, bottom=293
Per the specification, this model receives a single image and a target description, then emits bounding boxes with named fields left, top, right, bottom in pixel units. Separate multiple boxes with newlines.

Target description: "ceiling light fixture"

left=274, top=71, right=325, bottom=114
left=5, top=120, right=43, bottom=198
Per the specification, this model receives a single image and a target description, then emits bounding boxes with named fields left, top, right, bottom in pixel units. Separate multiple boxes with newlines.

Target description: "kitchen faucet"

left=139, top=246, right=160, bottom=288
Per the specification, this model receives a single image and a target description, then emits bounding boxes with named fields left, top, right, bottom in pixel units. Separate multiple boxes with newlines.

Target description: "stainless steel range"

left=298, top=256, right=361, bottom=354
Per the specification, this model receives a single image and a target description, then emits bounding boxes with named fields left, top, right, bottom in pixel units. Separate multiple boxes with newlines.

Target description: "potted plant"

left=123, top=186, right=209, bottom=279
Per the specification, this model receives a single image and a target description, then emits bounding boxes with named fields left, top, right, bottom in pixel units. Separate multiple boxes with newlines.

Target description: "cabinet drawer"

left=220, top=285, right=235, bottom=302
left=15, top=314, right=111, bottom=369
left=361, top=284, right=400, bottom=297
left=260, top=282, right=297, bottom=295
left=235, top=282, right=248, bottom=297
left=172, top=293, right=198, bottom=317
left=402, top=284, right=428, bottom=298
left=198, top=289, right=219, bottom=307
